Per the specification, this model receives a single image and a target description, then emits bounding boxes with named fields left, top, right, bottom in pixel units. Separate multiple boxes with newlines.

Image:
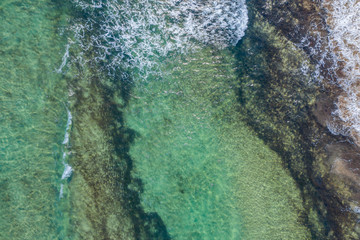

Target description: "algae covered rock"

left=235, top=2, right=360, bottom=239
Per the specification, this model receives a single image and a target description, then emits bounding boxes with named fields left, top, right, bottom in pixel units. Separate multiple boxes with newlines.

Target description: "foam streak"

left=323, top=0, right=360, bottom=145
left=70, top=0, right=248, bottom=75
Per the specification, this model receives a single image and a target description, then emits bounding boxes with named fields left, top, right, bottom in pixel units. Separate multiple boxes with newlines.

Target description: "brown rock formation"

left=242, top=0, right=360, bottom=238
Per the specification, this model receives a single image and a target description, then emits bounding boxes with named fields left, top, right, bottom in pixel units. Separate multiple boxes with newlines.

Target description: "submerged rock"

left=236, top=1, right=360, bottom=239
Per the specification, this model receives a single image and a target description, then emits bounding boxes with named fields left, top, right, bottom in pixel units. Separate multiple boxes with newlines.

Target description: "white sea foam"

left=295, top=16, right=334, bottom=85
left=322, top=0, right=360, bottom=144
left=59, top=108, right=73, bottom=198
left=326, top=120, right=349, bottom=136
left=61, top=164, right=73, bottom=180
left=353, top=205, right=360, bottom=214
left=59, top=184, right=64, bottom=198
left=62, top=132, right=70, bottom=145
left=56, top=43, right=70, bottom=73
left=62, top=108, right=72, bottom=145
left=70, top=0, right=248, bottom=75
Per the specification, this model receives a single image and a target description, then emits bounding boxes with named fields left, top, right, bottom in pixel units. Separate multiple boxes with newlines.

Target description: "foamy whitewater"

left=62, top=108, right=72, bottom=144
left=61, top=164, right=73, bottom=180
left=56, top=43, right=70, bottom=73
left=322, top=0, right=360, bottom=145
left=59, top=108, right=73, bottom=198
left=70, top=0, right=248, bottom=75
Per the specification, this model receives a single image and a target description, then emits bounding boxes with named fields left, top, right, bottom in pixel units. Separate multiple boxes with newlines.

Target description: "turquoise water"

left=125, top=51, right=245, bottom=239
left=0, top=0, right=72, bottom=239
left=125, top=48, right=312, bottom=239
left=0, top=0, right=330, bottom=239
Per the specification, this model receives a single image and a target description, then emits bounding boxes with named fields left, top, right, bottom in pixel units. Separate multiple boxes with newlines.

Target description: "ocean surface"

left=1, top=0, right=359, bottom=239
left=0, top=0, right=73, bottom=238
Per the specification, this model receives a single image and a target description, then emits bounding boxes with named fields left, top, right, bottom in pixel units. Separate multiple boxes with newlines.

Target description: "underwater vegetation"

left=2, top=0, right=360, bottom=239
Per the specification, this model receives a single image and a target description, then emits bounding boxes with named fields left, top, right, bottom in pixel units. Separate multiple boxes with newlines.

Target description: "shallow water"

left=125, top=48, right=312, bottom=239
left=1, top=0, right=335, bottom=239
left=0, top=0, right=72, bottom=239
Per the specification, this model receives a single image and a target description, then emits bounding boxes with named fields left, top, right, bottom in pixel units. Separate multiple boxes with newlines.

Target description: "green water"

left=125, top=46, right=312, bottom=239
left=1, top=0, right=327, bottom=239
left=0, top=0, right=71, bottom=239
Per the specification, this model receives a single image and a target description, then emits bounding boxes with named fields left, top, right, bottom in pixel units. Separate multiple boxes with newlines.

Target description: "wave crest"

left=70, top=0, right=248, bottom=74
left=323, top=0, right=360, bottom=145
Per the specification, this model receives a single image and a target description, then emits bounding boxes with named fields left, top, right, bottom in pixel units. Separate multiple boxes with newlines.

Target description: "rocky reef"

left=62, top=0, right=360, bottom=238
left=63, top=34, right=170, bottom=240
left=236, top=1, right=360, bottom=239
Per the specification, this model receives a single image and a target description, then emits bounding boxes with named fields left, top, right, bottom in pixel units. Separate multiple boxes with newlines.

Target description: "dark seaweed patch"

left=69, top=53, right=170, bottom=239
left=233, top=2, right=358, bottom=239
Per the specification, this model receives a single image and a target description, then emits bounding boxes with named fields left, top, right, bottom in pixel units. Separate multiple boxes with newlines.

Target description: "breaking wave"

left=70, top=0, right=248, bottom=75
left=322, top=0, right=360, bottom=145
left=59, top=108, right=73, bottom=198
